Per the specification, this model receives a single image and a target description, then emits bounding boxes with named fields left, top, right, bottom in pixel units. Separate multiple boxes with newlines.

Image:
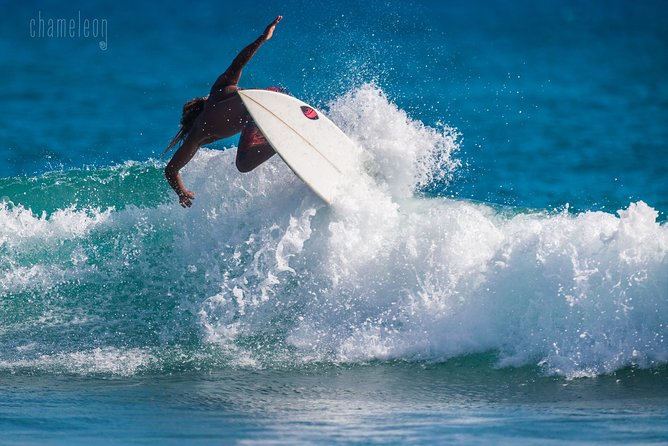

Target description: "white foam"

left=0, top=347, right=155, bottom=376
left=193, top=85, right=667, bottom=378
left=0, top=202, right=112, bottom=247
left=327, top=83, right=461, bottom=198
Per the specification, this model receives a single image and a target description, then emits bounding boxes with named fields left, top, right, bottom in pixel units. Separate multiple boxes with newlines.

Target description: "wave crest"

left=1, top=85, right=666, bottom=379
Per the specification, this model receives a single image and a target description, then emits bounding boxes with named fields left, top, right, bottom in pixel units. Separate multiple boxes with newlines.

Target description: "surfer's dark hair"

left=162, top=96, right=207, bottom=157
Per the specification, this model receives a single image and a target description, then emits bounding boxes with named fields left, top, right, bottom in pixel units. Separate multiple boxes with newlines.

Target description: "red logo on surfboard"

left=301, top=106, right=319, bottom=120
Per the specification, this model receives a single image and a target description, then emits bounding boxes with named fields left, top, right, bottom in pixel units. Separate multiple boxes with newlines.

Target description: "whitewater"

left=1, top=84, right=666, bottom=380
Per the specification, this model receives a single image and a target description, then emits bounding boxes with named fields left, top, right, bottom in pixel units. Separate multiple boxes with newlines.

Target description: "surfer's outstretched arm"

left=211, top=16, right=282, bottom=92
left=165, top=136, right=199, bottom=208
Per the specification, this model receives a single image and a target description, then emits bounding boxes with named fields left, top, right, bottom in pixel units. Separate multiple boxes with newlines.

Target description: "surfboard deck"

left=238, top=89, right=361, bottom=204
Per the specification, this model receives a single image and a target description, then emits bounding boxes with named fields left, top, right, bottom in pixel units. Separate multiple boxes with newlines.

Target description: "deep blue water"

left=1, top=0, right=667, bottom=444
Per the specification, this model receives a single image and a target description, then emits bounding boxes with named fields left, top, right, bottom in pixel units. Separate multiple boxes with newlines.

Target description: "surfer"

left=164, top=16, right=282, bottom=208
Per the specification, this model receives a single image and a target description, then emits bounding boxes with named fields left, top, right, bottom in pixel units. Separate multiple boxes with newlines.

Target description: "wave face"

left=1, top=84, right=666, bottom=378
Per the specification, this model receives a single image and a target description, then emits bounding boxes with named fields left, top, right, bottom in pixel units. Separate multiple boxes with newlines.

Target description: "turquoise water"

left=1, top=0, right=667, bottom=444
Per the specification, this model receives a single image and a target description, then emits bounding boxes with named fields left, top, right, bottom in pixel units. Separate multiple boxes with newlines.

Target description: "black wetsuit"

left=172, top=34, right=279, bottom=173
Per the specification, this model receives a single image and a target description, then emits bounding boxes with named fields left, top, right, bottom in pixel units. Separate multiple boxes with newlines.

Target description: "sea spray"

left=327, top=83, right=462, bottom=197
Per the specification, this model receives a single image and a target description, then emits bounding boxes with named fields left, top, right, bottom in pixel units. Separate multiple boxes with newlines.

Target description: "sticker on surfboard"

left=300, top=106, right=319, bottom=120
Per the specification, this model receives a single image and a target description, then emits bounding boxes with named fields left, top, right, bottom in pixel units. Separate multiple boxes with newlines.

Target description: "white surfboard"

left=238, top=89, right=361, bottom=204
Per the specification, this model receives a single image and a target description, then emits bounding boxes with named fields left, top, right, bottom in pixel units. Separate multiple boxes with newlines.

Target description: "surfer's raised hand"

left=262, top=16, right=282, bottom=41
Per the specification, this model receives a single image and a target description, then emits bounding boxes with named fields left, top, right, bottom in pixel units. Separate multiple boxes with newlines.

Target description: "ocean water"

left=1, top=0, right=667, bottom=444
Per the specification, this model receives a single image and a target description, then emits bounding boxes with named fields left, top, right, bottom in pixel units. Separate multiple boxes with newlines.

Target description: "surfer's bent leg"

left=236, top=141, right=276, bottom=173
left=235, top=86, right=290, bottom=172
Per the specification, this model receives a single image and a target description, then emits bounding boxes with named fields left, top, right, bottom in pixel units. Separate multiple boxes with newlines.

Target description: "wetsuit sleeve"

left=213, top=36, right=266, bottom=89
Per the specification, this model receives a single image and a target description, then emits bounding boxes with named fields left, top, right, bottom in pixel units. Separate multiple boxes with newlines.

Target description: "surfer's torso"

left=190, top=88, right=250, bottom=143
